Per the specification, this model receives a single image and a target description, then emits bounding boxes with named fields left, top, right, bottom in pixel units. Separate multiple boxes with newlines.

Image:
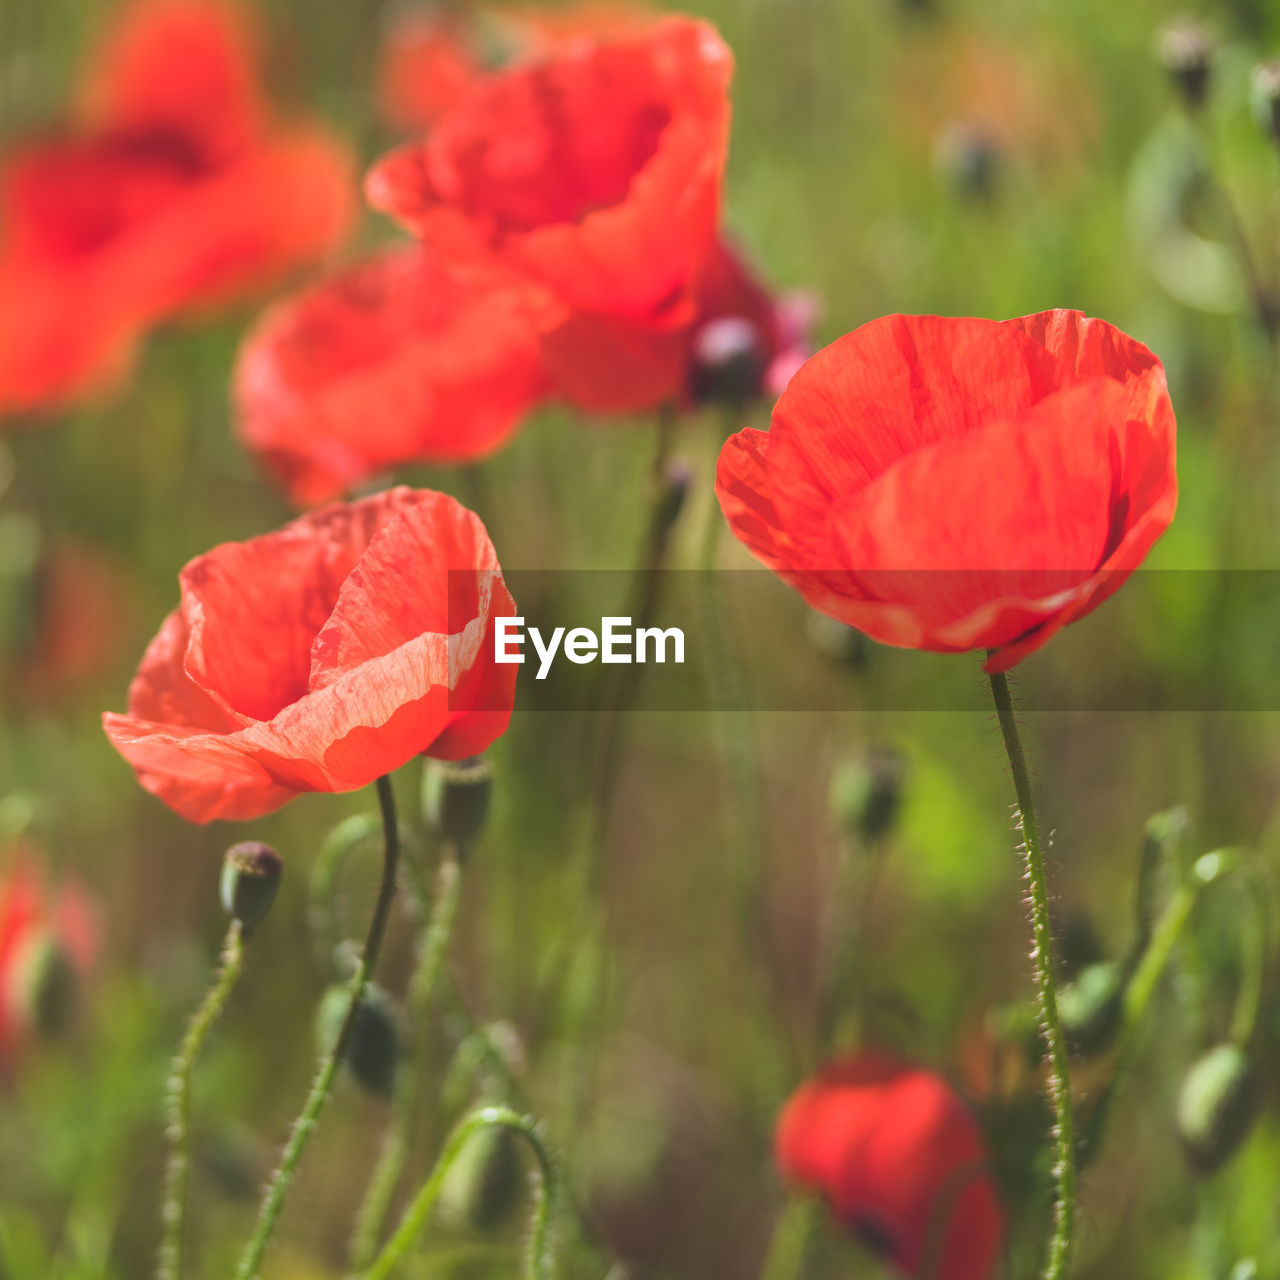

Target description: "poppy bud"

left=1058, top=961, right=1124, bottom=1056
left=422, top=756, right=493, bottom=849
left=1252, top=60, right=1280, bottom=146
left=931, top=121, right=1001, bottom=202
left=828, top=747, right=906, bottom=842
left=1176, top=1043, right=1256, bottom=1174
left=316, top=981, right=400, bottom=1098
left=1157, top=19, right=1213, bottom=110
left=219, top=842, right=283, bottom=930
left=438, top=1120, right=524, bottom=1232
left=9, top=929, right=77, bottom=1037
left=689, top=315, right=767, bottom=405
left=805, top=609, right=869, bottom=667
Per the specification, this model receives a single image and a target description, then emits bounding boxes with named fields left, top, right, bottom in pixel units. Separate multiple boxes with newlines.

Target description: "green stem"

left=159, top=921, right=246, bottom=1280
left=360, top=1107, right=558, bottom=1280
left=758, top=1196, right=819, bottom=1280
left=987, top=670, right=1075, bottom=1280
left=350, top=845, right=463, bottom=1268
left=234, top=776, right=401, bottom=1280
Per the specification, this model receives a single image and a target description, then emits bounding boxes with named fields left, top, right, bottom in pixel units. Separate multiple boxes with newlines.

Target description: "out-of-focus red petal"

left=77, top=0, right=267, bottom=164
left=235, top=245, right=547, bottom=506
left=378, top=11, right=483, bottom=134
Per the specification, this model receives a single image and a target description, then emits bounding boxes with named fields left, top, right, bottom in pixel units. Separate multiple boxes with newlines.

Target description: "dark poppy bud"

left=1158, top=20, right=1213, bottom=110
left=316, top=982, right=400, bottom=1098
left=931, top=121, right=1001, bottom=202
left=828, top=747, right=907, bottom=842
left=11, top=930, right=77, bottom=1037
left=805, top=609, right=869, bottom=667
left=656, top=459, right=692, bottom=538
left=422, top=756, right=493, bottom=848
left=438, top=1121, right=524, bottom=1232
left=1177, top=1043, right=1256, bottom=1174
left=1058, top=961, right=1124, bottom=1056
left=689, top=315, right=767, bottom=405
left=219, top=842, right=283, bottom=930
left=1252, top=60, right=1280, bottom=146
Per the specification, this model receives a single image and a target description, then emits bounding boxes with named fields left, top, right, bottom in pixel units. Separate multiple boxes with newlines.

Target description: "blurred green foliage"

left=4, top=0, right=1280, bottom=1277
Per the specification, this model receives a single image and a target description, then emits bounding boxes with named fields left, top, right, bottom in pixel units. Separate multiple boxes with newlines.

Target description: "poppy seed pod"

left=316, top=981, right=400, bottom=1098
left=1177, top=1043, right=1257, bottom=1174
left=828, top=747, right=906, bottom=842
left=422, top=756, right=493, bottom=849
left=690, top=316, right=767, bottom=406
left=438, top=1121, right=524, bottom=1232
left=9, top=930, right=77, bottom=1037
left=1058, top=961, right=1124, bottom=1056
left=1252, top=61, right=1280, bottom=147
left=220, top=841, right=282, bottom=929
left=1157, top=19, right=1214, bottom=110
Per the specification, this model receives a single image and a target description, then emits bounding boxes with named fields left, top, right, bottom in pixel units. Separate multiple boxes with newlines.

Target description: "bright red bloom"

left=0, top=0, right=355, bottom=419
left=0, top=849, right=99, bottom=1063
left=102, top=488, right=516, bottom=824
left=366, top=16, right=733, bottom=413
left=234, top=244, right=549, bottom=507
left=717, top=310, right=1177, bottom=671
left=776, top=1052, right=1003, bottom=1280
left=378, top=10, right=485, bottom=135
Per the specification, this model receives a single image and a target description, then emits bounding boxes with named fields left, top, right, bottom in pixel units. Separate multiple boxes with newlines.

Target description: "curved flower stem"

left=350, top=843, right=463, bottom=1269
left=758, top=1195, right=819, bottom=1280
left=987, top=671, right=1075, bottom=1280
left=158, top=921, right=246, bottom=1280
left=234, top=775, right=401, bottom=1280
left=360, top=1107, right=558, bottom=1280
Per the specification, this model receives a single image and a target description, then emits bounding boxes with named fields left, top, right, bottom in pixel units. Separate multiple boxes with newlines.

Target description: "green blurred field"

left=4, top=1, right=1280, bottom=1277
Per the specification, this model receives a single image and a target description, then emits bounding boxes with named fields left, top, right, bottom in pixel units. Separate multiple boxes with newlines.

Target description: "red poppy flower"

left=716, top=310, right=1178, bottom=671
left=776, top=1051, right=1003, bottom=1280
left=0, top=0, right=355, bottom=420
left=365, top=16, right=733, bottom=413
left=102, top=488, right=516, bottom=824
left=234, top=244, right=549, bottom=507
left=0, top=849, right=99, bottom=1063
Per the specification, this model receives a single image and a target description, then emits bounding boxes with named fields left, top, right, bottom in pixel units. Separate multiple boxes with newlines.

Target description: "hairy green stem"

left=988, top=670, right=1075, bottom=1280
left=234, top=775, right=401, bottom=1280
left=158, top=921, right=245, bottom=1280
left=360, top=1107, right=558, bottom=1280
left=350, top=845, right=463, bottom=1268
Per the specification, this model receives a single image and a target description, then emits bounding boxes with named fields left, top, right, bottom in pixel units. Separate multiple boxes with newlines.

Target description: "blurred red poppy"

left=378, top=10, right=486, bottom=135
left=102, top=488, right=516, bottom=824
left=366, top=16, right=733, bottom=413
left=0, top=848, right=99, bottom=1063
left=717, top=310, right=1178, bottom=671
left=234, top=244, right=549, bottom=507
left=776, top=1051, right=1003, bottom=1280
left=0, top=0, right=355, bottom=420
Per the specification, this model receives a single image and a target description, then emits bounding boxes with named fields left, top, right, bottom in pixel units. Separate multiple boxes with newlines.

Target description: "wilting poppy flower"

left=0, top=850, right=99, bottom=1063
left=717, top=310, right=1178, bottom=671
left=366, top=16, right=733, bottom=414
left=0, top=0, right=355, bottom=420
left=776, top=1051, right=1003, bottom=1280
left=234, top=244, right=549, bottom=507
left=102, top=488, right=516, bottom=824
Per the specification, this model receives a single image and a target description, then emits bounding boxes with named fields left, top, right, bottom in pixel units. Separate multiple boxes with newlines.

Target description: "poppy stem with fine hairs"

left=234, top=776, right=401, bottom=1280
left=986, top=670, right=1076, bottom=1280
left=159, top=920, right=246, bottom=1280
left=350, top=840, right=463, bottom=1268
left=361, top=1106, right=560, bottom=1280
